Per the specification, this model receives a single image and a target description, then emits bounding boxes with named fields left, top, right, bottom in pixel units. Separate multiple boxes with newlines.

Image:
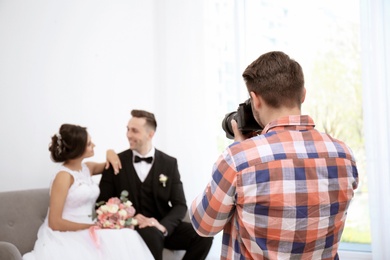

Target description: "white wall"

left=0, top=0, right=155, bottom=191
left=0, top=0, right=219, bottom=204
left=152, top=0, right=220, bottom=204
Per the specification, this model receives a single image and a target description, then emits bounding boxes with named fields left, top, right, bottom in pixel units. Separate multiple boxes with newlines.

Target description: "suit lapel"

left=149, top=150, right=162, bottom=201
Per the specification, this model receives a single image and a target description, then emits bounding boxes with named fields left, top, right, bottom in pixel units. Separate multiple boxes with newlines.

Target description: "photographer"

left=190, top=51, right=359, bottom=259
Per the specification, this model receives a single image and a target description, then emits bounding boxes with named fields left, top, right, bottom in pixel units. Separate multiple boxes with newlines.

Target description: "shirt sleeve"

left=190, top=150, right=237, bottom=236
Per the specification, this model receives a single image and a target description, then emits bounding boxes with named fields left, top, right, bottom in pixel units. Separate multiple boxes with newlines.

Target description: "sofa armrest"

left=0, top=241, right=22, bottom=260
left=183, top=209, right=191, bottom=223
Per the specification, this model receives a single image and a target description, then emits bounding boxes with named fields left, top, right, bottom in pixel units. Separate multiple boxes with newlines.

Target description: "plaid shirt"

left=190, top=115, right=358, bottom=260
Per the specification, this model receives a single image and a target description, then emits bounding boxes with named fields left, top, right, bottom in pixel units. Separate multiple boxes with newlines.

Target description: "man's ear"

left=250, top=91, right=261, bottom=109
left=301, top=87, right=306, bottom=103
left=148, top=129, right=155, bottom=139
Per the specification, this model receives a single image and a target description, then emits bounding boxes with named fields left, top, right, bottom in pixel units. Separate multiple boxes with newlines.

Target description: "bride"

left=23, top=124, right=153, bottom=260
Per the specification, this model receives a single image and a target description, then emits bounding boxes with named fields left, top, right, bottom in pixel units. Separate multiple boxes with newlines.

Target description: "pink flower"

left=107, top=197, right=121, bottom=205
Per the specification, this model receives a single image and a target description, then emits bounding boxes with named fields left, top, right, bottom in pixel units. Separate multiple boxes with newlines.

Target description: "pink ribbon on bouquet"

left=89, top=226, right=101, bottom=248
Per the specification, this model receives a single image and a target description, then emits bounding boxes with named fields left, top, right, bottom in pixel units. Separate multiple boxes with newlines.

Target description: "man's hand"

left=105, top=149, right=122, bottom=174
left=135, top=214, right=167, bottom=234
left=231, top=119, right=246, bottom=142
left=232, top=119, right=259, bottom=142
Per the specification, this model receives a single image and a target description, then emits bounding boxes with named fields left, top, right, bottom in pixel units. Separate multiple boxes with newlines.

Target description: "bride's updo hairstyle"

left=49, top=124, right=88, bottom=163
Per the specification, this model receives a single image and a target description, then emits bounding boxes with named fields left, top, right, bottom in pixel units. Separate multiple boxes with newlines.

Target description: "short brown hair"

left=242, top=51, right=304, bottom=108
left=131, top=109, right=157, bottom=131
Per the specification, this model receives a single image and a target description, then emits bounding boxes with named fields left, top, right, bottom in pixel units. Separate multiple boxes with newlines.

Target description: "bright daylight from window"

left=207, top=0, right=369, bottom=250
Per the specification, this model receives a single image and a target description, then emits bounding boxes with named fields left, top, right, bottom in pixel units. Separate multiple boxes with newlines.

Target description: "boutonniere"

left=159, top=174, right=168, bottom=187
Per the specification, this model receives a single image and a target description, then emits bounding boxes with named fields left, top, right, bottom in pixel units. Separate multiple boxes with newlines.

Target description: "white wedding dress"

left=23, top=164, right=153, bottom=260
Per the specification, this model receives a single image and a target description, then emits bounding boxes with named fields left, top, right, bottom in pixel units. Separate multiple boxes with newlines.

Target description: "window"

left=206, top=0, right=370, bottom=252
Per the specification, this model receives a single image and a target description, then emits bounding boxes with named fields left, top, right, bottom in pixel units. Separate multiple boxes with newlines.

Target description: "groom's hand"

left=135, top=214, right=167, bottom=234
left=135, top=214, right=156, bottom=228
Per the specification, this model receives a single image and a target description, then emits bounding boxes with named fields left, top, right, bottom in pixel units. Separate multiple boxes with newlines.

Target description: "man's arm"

left=190, top=152, right=237, bottom=237
left=190, top=119, right=244, bottom=236
left=158, top=158, right=188, bottom=235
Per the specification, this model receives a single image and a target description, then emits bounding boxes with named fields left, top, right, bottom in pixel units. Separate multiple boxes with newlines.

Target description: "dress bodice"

left=50, top=164, right=99, bottom=224
left=23, top=164, right=154, bottom=260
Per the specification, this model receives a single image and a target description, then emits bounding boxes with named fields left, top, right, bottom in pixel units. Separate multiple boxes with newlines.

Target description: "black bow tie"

left=134, top=155, right=153, bottom=164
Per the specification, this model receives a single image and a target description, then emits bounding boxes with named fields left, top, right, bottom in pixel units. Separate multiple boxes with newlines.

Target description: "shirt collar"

left=132, top=146, right=155, bottom=159
left=262, top=115, right=315, bottom=134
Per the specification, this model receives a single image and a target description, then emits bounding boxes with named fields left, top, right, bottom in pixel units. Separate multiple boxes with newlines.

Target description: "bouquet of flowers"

left=95, top=190, right=138, bottom=229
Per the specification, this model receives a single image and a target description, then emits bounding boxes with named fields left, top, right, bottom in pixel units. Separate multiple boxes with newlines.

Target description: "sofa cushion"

left=0, top=188, right=49, bottom=255
left=0, top=188, right=186, bottom=259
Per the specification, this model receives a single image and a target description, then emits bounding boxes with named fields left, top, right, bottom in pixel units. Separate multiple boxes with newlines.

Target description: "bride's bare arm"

left=86, top=149, right=121, bottom=175
left=48, top=171, right=95, bottom=231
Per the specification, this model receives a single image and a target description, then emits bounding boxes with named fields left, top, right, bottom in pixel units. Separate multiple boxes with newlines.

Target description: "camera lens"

left=221, top=112, right=237, bottom=139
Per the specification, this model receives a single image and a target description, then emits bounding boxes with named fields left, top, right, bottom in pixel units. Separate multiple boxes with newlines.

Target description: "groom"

left=97, top=109, right=213, bottom=260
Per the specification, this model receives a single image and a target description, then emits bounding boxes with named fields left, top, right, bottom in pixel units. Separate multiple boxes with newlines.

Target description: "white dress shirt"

left=132, top=147, right=155, bottom=182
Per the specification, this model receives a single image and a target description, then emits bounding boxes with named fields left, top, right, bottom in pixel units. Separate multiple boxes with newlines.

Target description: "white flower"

left=106, top=204, right=119, bottom=214
left=159, top=174, right=168, bottom=187
left=118, top=209, right=128, bottom=218
left=100, top=205, right=109, bottom=213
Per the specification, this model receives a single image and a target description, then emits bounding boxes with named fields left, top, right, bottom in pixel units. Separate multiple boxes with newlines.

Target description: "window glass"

left=206, top=0, right=370, bottom=247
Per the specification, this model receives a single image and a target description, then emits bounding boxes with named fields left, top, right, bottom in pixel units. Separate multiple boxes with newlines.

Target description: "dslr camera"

left=222, top=99, right=263, bottom=139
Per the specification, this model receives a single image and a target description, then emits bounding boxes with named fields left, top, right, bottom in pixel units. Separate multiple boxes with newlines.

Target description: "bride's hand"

left=105, top=149, right=122, bottom=174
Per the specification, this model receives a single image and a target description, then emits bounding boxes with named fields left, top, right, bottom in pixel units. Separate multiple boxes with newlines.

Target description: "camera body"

left=222, top=99, right=263, bottom=139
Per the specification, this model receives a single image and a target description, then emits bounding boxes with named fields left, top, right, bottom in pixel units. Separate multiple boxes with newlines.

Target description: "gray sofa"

left=0, top=188, right=185, bottom=260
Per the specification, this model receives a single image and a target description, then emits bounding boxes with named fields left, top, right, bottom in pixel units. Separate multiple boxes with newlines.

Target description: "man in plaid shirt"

left=190, top=51, right=359, bottom=260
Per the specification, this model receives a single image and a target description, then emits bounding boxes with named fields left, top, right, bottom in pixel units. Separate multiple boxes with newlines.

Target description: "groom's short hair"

left=131, top=109, right=157, bottom=131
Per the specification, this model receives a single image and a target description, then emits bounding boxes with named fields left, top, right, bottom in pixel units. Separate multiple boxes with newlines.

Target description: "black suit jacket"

left=97, top=148, right=187, bottom=235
